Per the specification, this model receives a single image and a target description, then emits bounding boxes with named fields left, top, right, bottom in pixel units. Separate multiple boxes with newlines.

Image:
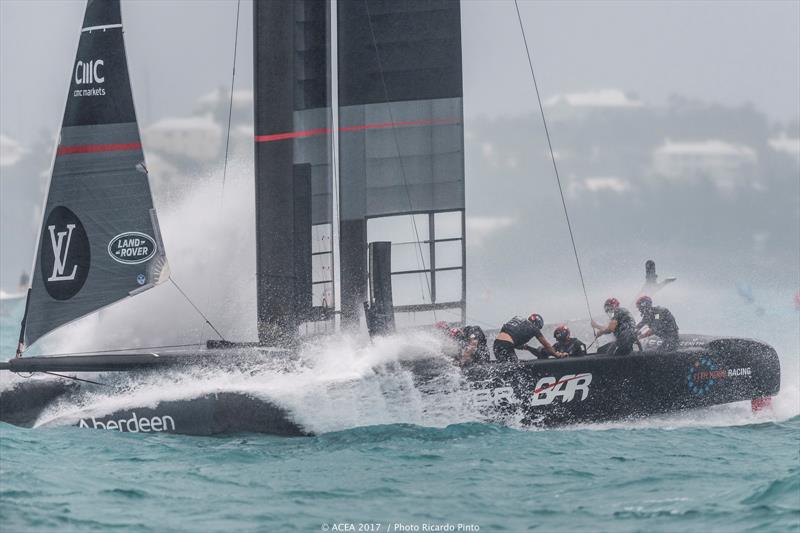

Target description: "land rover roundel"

left=41, top=206, right=91, bottom=300
left=107, top=232, right=157, bottom=265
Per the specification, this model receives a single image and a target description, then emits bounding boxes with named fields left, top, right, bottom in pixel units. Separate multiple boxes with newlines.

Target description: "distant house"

left=767, top=132, right=800, bottom=160
left=652, top=139, right=758, bottom=190
left=544, top=89, right=643, bottom=120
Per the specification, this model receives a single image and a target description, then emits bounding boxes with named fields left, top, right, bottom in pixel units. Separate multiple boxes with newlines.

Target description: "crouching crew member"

left=552, top=325, right=587, bottom=357
left=635, top=296, right=680, bottom=351
left=493, top=314, right=568, bottom=362
left=592, top=298, right=637, bottom=355
left=446, top=326, right=490, bottom=365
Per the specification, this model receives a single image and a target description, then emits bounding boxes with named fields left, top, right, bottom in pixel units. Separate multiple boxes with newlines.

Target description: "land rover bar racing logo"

left=532, top=373, right=592, bottom=406
left=41, top=206, right=90, bottom=300
left=108, top=232, right=157, bottom=264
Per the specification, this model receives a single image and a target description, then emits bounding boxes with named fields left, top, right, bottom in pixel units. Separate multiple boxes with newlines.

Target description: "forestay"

left=22, top=0, right=168, bottom=348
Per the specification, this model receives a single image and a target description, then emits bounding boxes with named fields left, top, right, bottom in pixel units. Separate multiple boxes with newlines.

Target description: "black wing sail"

left=253, top=0, right=333, bottom=343
left=337, top=0, right=466, bottom=327
left=22, top=0, right=168, bottom=349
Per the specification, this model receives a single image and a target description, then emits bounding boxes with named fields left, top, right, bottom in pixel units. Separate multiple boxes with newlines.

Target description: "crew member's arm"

left=536, top=334, right=568, bottom=358
left=520, top=344, right=544, bottom=358
left=461, top=339, right=478, bottom=363
left=635, top=319, right=650, bottom=338
left=593, top=319, right=617, bottom=337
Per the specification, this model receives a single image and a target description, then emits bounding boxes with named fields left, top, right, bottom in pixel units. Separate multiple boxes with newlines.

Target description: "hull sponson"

left=0, top=338, right=780, bottom=435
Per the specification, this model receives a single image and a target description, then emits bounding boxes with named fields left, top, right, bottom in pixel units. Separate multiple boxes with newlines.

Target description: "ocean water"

left=1, top=294, right=799, bottom=532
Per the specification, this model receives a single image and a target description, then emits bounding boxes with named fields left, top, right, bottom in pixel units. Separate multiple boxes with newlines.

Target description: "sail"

left=253, top=0, right=333, bottom=343
left=337, top=0, right=466, bottom=326
left=22, top=0, right=168, bottom=348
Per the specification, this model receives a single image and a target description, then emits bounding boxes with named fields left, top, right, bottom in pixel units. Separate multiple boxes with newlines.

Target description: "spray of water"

left=2, top=162, right=796, bottom=433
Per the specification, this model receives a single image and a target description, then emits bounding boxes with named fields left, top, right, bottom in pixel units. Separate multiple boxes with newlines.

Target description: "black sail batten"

left=253, top=0, right=333, bottom=345
left=337, top=0, right=466, bottom=327
left=22, top=0, right=168, bottom=349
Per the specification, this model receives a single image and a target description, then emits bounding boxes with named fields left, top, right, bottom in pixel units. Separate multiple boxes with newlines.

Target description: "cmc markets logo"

left=73, top=58, right=106, bottom=97
left=532, top=373, right=592, bottom=406
left=108, top=232, right=157, bottom=264
left=687, top=356, right=752, bottom=396
left=41, top=206, right=90, bottom=300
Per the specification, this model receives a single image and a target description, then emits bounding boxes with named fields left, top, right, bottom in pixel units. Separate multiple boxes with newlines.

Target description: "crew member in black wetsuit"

left=552, top=325, right=587, bottom=357
left=451, top=325, right=490, bottom=365
left=591, top=298, right=637, bottom=355
left=635, top=295, right=680, bottom=351
left=493, top=314, right=568, bottom=362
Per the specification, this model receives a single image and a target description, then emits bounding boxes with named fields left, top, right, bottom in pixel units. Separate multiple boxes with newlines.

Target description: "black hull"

left=0, top=337, right=781, bottom=435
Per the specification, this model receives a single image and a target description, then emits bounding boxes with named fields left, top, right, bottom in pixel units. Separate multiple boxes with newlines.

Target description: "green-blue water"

left=1, top=295, right=799, bottom=532
left=1, top=420, right=798, bottom=532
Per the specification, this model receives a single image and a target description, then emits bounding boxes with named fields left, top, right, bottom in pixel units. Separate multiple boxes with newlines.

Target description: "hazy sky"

left=1, top=0, right=798, bottom=146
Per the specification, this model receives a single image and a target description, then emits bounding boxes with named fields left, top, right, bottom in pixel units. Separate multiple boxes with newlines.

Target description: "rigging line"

left=363, top=0, right=436, bottom=314
left=28, top=343, right=203, bottom=358
left=329, top=94, right=340, bottom=314
left=513, top=0, right=594, bottom=326
left=41, top=372, right=107, bottom=387
left=199, top=0, right=240, bottom=344
left=169, top=278, right=226, bottom=341
left=220, top=0, right=242, bottom=197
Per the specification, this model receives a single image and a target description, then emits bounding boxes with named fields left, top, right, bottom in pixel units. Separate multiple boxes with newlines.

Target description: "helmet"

left=448, top=327, right=461, bottom=338
left=554, top=325, right=570, bottom=342
left=604, top=297, right=620, bottom=311
left=434, top=321, right=449, bottom=331
left=636, top=295, right=653, bottom=311
left=528, top=313, right=544, bottom=329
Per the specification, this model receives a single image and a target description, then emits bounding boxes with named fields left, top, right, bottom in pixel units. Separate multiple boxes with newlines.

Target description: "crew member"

left=493, top=314, right=568, bottom=362
left=552, top=325, right=587, bottom=357
left=452, top=325, right=490, bottom=365
left=591, top=298, right=637, bottom=355
left=635, top=295, right=680, bottom=351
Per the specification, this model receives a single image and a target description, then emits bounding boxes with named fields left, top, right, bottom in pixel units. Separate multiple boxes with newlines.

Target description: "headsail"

left=337, top=0, right=466, bottom=326
left=22, top=0, right=168, bottom=349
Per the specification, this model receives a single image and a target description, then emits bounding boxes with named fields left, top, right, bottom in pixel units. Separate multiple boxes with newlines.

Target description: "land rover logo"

left=108, top=232, right=157, bottom=264
left=41, top=206, right=90, bottom=300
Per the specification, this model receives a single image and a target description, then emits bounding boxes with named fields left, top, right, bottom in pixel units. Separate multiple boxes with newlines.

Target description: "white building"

left=652, top=139, right=758, bottom=190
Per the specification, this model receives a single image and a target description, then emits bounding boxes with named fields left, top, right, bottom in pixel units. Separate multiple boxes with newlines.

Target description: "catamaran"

left=0, top=0, right=781, bottom=435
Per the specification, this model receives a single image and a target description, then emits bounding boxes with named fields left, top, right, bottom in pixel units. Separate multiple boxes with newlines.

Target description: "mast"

left=253, top=1, right=333, bottom=345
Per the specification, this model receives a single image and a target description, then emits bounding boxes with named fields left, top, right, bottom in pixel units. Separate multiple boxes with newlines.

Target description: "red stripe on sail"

left=56, top=143, right=142, bottom=156
left=254, top=127, right=331, bottom=143
left=254, top=118, right=461, bottom=143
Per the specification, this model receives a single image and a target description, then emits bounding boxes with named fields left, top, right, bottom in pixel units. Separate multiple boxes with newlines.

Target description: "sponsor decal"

left=679, top=338, right=708, bottom=348
left=532, top=373, right=592, bottom=406
left=107, top=232, right=157, bottom=264
left=471, top=382, right=515, bottom=408
left=136, top=274, right=146, bottom=285
left=77, top=412, right=176, bottom=433
left=73, top=59, right=106, bottom=97
left=687, top=356, right=752, bottom=396
left=41, top=206, right=90, bottom=300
